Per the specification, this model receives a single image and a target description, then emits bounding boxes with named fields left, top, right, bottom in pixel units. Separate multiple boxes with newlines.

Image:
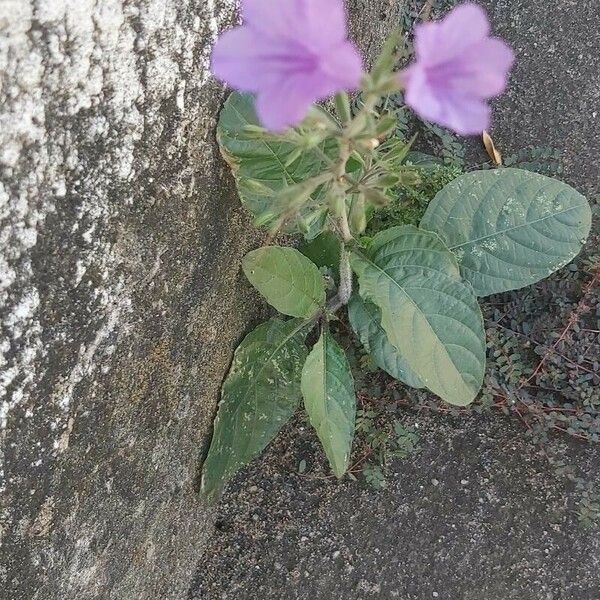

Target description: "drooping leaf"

left=347, top=293, right=423, bottom=389
left=350, top=225, right=485, bottom=406
left=201, top=319, right=309, bottom=498
left=301, top=328, right=356, bottom=477
left=421, top=168, right=592, bottom=296
left=217, top=92, right=336, bottom=235
left=242, top=246, right=326, bottom=318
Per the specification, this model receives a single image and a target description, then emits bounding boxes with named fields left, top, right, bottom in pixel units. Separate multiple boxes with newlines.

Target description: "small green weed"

left=353, top=406, right=420, bottom=490
left=367, top=163, right=463, bottom=232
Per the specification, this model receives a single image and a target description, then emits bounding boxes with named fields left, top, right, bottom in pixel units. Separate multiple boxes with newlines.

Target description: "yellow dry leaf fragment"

left=482, top=130, right=502, bottom=166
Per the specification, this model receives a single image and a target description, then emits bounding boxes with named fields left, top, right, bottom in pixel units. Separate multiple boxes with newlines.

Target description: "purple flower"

left=211, top=0, right=363, bottom=131
left=401, top=3, right=514, bottom=135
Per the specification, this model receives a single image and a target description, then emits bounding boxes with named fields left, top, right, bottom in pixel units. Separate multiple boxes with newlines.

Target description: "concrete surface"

left=191, top=414, right=600, bottom=599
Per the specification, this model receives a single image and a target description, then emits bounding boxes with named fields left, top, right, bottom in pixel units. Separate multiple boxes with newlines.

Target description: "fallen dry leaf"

left=482, top=130, right=502, bottom=166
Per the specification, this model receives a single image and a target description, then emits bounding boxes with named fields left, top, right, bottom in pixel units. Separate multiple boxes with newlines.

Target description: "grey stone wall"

left=0, top=1, right=271, bottom=598
left=0, top=0, right=411, bottom=598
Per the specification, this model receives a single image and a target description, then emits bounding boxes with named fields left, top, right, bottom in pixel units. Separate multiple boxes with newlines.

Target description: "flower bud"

left=349, top=195, right=367, bottom=234
left=374, top=114, right=399, bottom=138
left=362, top=188, right=390, bottom=208
left=242, top=124, right=267, bottom=136
left=334, top=92, right=352, bottom=125
left=356, top=137, right=380, bottom=151
left=398, top=170, right=421, bottom=186
left=373, top=174, right=400, bottom=188
left=370, top=29, right=404, bottom=85
left=304, top=106, right=341, bottom=132
left=245, top=179, right=276, bottom=195
left=326, top=186, right=346, bottom=219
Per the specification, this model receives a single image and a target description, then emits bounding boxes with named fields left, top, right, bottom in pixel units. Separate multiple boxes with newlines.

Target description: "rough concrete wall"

left=0, top=0, right=413, bottom=597
left=0, top=1, right=273, bottom=598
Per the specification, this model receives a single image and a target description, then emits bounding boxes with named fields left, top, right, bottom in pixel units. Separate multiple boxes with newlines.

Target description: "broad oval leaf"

left=217, top=92, right=336, bottom=236
left=242, top=246, right=326, bottom=318
left=301, top=329, right=356, bottom=477
left=348, top=294, right=423, bottom=389
left=201, top=319, right=308, bottom=498
left=350, top=225, right=485, bottom=406
left=421, top=168, right=592, bottom=296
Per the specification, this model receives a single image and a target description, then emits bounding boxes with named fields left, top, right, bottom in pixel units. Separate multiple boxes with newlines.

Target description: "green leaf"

left=201, top=319, right=309, bottom=498
left=421, top=168, right=592, bottom=296
left=299, top=206, right=329, bottom=241
left=301, top=328, right=356, bottom=477
left=242, top=246, right=326, bottom=318
left=367, top=224, right=461, bottom=276
left=299, top=231, right=342, bottom=272
left=347, top=294, right=423, bottom=389
left=217, top=92, right=335, bottom=235
left=350, top=225, right=485, bottom=406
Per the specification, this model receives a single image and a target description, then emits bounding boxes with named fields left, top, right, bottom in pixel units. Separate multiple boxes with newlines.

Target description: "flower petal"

left=243, top=0, right=348, bottom=48
left=211, top=27, right=279, bottom=91
left=402, top=3, right=512, bottom=135
left=402, top=64, right=444, bottom=124
left=242, top=0, right=299, bottom=37
left=317, top=41, right=363, bottom=93
left=438, top=2, right=490, bottom=59
left=212, top=0, right=364, bottom=131
left=255, top=78, right=316, bottom=131
left=466, top=38, right=515, bottom=97
left=413, top=21, right=443, bottom=64
left=414, top=3, right=490, bottom=66
left=437, top=93, right=491, bottom=135
left=403, top=63, right=491, bottom=135
left=433, top=37, right=514, bottom=98
left=302, top=0, right=349, bottom=47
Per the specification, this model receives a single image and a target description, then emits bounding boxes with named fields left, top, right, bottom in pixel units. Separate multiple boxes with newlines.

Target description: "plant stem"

left=327, top=88, right=388, bottom=305
left=338, top=247, right=353, bottom=305
left=338, top=206, right=353, bottom=243
left=336, top=138, right=351, bottom=179
left=325, top=249, right=353, bottom=313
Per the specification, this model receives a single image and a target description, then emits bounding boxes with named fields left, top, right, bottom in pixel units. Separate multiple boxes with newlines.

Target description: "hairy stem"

left=338, top=247, right=353, bottom=305
left=338, top=207, right=353, bottom=243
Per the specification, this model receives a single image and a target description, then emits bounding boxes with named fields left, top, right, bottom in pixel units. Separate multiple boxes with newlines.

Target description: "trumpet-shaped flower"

left=401, top=3, right=514, bottom=135
left=211, top=0, right=363, bottom=131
